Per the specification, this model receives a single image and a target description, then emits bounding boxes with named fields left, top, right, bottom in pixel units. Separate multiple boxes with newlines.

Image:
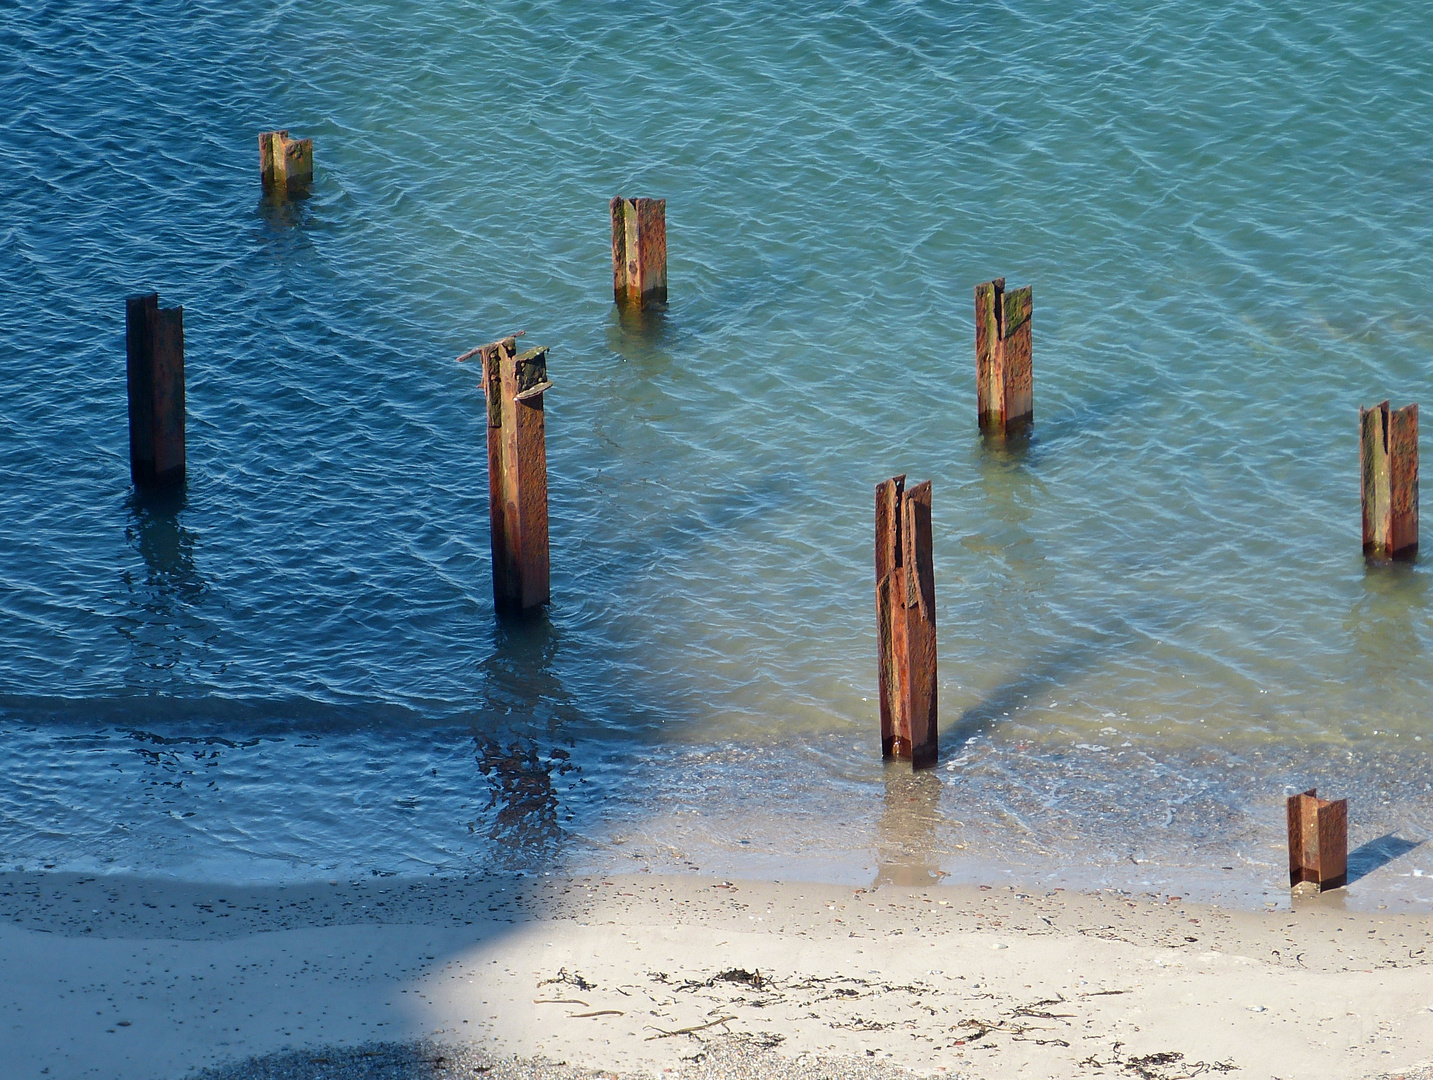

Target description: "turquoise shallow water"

left=2, top=0, right=1433, bottom=907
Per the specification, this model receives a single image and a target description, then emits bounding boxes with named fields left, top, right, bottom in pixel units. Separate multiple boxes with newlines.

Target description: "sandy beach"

left=2, top=870, right=1431, bottom=1080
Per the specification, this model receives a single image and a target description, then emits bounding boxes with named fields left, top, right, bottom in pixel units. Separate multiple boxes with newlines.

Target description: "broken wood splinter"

left=457, top=330, right=525, bottom=364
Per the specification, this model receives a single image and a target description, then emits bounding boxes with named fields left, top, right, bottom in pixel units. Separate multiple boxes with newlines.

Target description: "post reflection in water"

left=117, top=488, right=207, bottom=680
left=469, top=613, right=581, bottom=870
left=256, top=187, right=312, bottom=232
left=874, top=766, right=947, bottom=888
left=1347, top=562, right=1428, bottom=689
left=604, top=303, right=674, bottom=371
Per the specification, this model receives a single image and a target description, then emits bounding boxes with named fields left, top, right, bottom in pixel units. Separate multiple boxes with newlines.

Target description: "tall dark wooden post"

left=610, top=197, right=667, bottom=309
left=1287, top=788, right=1347, bottom=892
left=259, top=130, right=313, bottom=194
left=125, top=293, right=185, bottom=489
left=875, top=475, right=938, bottom=770
left=975, top=277, right=1033, bottom=434
left=467, top=335, right=551, bottom=613
left=1360, top=400, right=1418, bottom=560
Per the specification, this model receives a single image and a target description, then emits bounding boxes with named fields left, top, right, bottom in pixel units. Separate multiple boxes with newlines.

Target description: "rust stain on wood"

left=1361, top=400, right=1418, bottom=560
left=475, top=335, right=551, bottom=613
left=974, top=277, right=1032, bottom=435
left=260, top=130, right=313, bottom=195
left=1286, top=788, right=1347, bottom=892
left=875, top=476, right=938, bottom=770
left=611, top=197, right=667, bottom=309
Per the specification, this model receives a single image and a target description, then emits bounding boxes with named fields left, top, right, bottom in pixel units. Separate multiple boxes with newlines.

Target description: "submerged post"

left=259, top=130, right=314, bottom=194
left=974, top=277, right=1033, bottom=434
left=1360, top=400, right=1418, bottom=560
left=875, top=475, right=938, bottom=770
left=1286, top=788, right=1347, bottom=893
left=125, top=293, right=185, bottom=489
left=610, top=197, right=667, bottom=309
left=461, top=334, right=551, bottom=613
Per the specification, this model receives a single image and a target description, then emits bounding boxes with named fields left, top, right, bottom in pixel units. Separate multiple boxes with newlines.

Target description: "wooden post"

left=463, top=335, right=551, bottom=613
left=125, top=293, right=185, bottom=489
left=975, top=277, right=1033, bottom=433
left=1286, top=788, right=1347, bottom=892
left=610, top=197, right=667, bottom=309
left=1361, top=400, right=1418, bottom=559
left=259, top=130, right=314, bottom=194
left=875, top=475, right=938, bottom=770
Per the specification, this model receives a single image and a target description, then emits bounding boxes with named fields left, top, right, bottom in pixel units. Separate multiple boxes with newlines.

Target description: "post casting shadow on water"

left=940, top=601, right=1192, bottom=755
left=1345, top=833, right=1423, bottom=887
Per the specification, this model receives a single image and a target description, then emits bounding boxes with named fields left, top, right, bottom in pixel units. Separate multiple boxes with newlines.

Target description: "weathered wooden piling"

left=875, top=475, right=938, bottom=770
left=610, top=197, right=667, bottom=309
left=125, top=293, right=185, bottom=489
left=1287, top=788, right=1347, bottom=892
left=461, top=334, right=551, bottom=613
left=259, top=130, right=313, bottom=194
left=975, top=277, right=1033, bottom=434
left=1360, top=400, right=1418, bottom=560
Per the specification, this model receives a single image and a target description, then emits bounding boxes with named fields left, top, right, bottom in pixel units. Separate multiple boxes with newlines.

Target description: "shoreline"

left=2, top=870, right=1432, bottom=1080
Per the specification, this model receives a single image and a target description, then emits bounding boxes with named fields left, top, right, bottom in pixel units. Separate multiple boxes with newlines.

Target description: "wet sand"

left=2, top=871, right=1431, bottom=1079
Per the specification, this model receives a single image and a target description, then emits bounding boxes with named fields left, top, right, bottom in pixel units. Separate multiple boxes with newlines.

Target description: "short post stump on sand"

left=458, top=333, right=551, bottom=613
left=610, top=197, right=667, bottom=309
left=125, top=292, right=185, bottom=489
left=875, top=475, right=938, bottom=770
left=1287, top=788, right=1347, bottom=893
left=259, top=130, right=313, bottom=194
left=1360, top=400, right=1418, bottom=560
left=975, top=277, right=1033, bottom=434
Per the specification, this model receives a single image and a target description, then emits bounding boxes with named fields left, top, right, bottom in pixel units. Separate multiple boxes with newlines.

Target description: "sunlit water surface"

left=3, top=1, right=1433, bottom=910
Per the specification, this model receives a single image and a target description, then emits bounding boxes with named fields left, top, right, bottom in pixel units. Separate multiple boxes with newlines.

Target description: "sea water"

left=2, top=0, right=1433, bottom=908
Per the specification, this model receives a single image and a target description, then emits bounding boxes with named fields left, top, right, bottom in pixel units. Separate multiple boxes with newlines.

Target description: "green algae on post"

left=610, top=197, right=667, bottom=309
left=1360, top=400, right=1418, bottom=560
left=974, top=277, right=1033, bottom=435
left=259, top=130, right=313, bottom=195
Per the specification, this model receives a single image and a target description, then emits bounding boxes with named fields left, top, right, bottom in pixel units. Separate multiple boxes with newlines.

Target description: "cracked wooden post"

left=610, top=197, right=667, bottom=309
left=1360, top=400, right=1418, bottom=560
left=975, top=277, right=1033, bottom=434
left=1287, top=788, right=1347, bottom=892
left=459, top=334, right=551, bottom=613
left=875, top=475, right=938, bottom=770
left=125, top=293, right=185, bottom=489
left=259, top=130, right=313, bottom=194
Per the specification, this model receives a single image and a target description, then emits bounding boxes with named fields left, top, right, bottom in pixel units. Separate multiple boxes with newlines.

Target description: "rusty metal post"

left=975, top=277, right=1033, bottom=434
left=875, top=475, right=938, bottom=770
left=1286, top=788, right=1347, bottom=892
left=459, top=335, right=551, bottom=613
left=1361, top=400, right=1418, bottom=560
left=125, top=293, right=185, bottom=489
left=259, top=130, right=314, bottom=194
left=610, top=197, right=667, bottom=309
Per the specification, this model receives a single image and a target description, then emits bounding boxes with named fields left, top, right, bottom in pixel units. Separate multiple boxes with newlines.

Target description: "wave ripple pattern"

left=1, top=1, right=1432, bottom=898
